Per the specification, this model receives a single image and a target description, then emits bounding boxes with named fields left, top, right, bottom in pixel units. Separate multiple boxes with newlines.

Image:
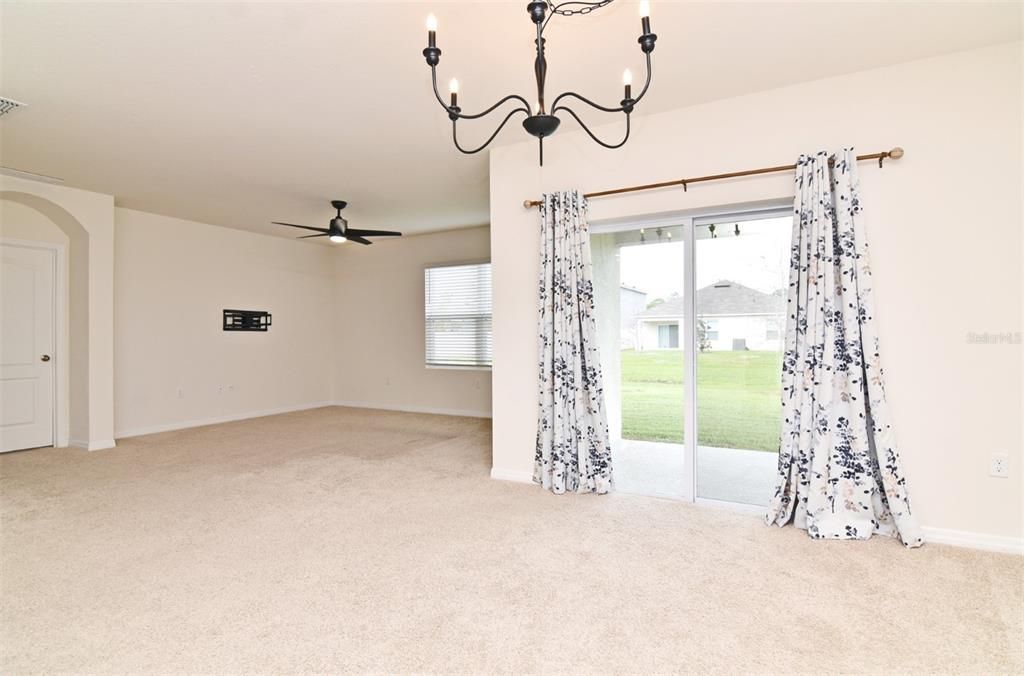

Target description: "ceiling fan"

left=272, top=200, right=402, bottom=245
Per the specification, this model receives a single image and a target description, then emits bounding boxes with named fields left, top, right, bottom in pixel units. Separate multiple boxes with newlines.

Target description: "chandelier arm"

left=431, top=67, right=531, bottom=121
left=550, top=91, right=623, bottom=114
left=634, top=51, right=654, bottom=102
left=453, top=107, right=531, bottom=154
left=550, top=52, right=652, bottom=114
left=552, top=105, right=631, bottom=149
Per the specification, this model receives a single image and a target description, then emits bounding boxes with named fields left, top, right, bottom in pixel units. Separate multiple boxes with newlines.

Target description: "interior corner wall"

left=331, top=225, right=492, bottom=418
left=489, top=42, right=1023, bottom=541
left=1, top=176, right=115, bottom=450
left=112, top=208, right=335, bottom=437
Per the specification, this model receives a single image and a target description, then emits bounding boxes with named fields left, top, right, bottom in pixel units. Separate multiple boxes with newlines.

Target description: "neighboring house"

left=634, top=280, right=785, bottom=351
left=619, top=284, right=648, bottom=349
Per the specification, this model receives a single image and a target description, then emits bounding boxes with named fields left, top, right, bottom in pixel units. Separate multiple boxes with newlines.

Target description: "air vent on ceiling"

left=0, top=97, right=26, bottom=117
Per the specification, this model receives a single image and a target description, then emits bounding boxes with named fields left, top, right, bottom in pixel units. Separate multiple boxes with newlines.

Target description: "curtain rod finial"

left=523, top=199, right=538, bottom=209
left=889, top=146, right=904, bottom=160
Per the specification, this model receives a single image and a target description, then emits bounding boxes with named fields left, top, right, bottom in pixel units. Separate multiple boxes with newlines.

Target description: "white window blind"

left=425, top=263, right=492, bottom=367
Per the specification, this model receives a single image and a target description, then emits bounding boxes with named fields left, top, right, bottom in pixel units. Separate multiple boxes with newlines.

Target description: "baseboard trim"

left=116, top=400, right=488, bottom=440
left=479, top=471, right=1024, bottom=554
left=921, top=526, right=1023, bottom=555
left=115, top=401, right=335, bottom=439
left=332, top=400, right=492, bottom=419
left=70, top=438, right=116, bottom=451
left=490, top=467, right=535, bottom=484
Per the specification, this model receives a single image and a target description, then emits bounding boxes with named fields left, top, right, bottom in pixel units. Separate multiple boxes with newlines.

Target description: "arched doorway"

left=1, top=191, right=91, bottom=447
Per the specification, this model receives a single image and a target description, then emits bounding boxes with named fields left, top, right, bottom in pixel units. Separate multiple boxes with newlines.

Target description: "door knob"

left=40, top=355, right=51, bottom=362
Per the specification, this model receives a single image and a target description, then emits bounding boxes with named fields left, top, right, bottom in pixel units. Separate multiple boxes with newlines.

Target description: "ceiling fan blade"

left=345, top=228, right=402, bottom=237
left=272, top=221, right=328, bottom=233
left=297, top=233, right=329, bottom=239
left=347, top=234, right=372, bottom=245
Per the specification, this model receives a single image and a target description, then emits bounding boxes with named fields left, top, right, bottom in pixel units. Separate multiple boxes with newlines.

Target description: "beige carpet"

left=1, top=407, right=1021, bottom=674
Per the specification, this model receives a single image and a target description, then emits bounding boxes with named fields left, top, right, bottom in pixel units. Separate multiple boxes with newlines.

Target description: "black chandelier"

left=422, top=0, right=657, bottom=166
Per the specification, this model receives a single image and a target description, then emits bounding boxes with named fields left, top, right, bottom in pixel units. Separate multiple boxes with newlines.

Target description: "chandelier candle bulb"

left=426, top=14, right=437, bottom=47
left=623, top=69, right=633, bottom=99
left=449, top=78, right=459, bottom=107
left=639, top=0, right=651, bottom=35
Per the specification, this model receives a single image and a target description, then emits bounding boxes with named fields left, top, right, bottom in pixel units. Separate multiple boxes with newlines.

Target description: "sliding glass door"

left=592, top=208, right=790, bottom=506
left=693, top=214, right=790, bottom=505
left=609, top=226, right=688, bottom=499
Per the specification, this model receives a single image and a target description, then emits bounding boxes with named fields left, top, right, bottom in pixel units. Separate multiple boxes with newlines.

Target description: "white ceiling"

left=1, top=1, right=1020, bottom=240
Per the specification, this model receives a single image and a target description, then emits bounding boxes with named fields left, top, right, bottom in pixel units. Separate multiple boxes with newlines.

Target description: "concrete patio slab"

left=613, top=439, right=778, bottom=506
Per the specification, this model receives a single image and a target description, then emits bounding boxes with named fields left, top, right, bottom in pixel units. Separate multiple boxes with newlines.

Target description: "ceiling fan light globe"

left=329, top=234, right=346, bottom=243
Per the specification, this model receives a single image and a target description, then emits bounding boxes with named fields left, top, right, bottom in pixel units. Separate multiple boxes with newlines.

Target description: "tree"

left=697, top=319, right=712, bottom=352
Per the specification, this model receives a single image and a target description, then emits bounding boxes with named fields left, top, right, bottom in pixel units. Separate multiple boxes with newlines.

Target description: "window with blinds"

left=425, top=262, right=493, bottom=368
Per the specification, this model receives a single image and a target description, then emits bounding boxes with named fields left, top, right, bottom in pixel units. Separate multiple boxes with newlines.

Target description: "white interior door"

left=0, top=244, right=56, bottom=452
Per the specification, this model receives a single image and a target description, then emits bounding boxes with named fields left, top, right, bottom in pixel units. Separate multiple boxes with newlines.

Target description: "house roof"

left=636, top=281, right=783, bottom=319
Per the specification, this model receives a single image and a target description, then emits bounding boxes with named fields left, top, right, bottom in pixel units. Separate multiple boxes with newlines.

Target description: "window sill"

left=426, top=364, right=492, bottom=372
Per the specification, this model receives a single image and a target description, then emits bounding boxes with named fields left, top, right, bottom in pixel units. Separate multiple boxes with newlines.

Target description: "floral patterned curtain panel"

left=766, top=149, right=923, bottom=547
left=533, top=190, right=613, bottom=494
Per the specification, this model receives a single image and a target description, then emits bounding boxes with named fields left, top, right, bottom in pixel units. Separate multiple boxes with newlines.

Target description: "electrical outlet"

left=226, top=384, right=234, bottom=392
left=990, top=452, right=1009, bottom=478
left=176, top=387, right=184, bottom=399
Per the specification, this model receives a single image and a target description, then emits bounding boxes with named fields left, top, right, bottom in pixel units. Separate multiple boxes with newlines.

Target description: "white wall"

left=332, top=226, right=491, bottom=418
left=4, top=189, right=491, bottom=439
left=704, top=315, right=781, bottom=352
left=490, top=43, right=1023, bottom=542
left=113, top=208, right=335, bottom=436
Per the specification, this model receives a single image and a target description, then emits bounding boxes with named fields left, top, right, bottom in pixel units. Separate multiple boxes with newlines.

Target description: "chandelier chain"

left=546, top=0, right=615, bottom=17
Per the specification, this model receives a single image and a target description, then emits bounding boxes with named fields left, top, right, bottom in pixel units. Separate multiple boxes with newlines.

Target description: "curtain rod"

left=521, top=147, right=904, bottom=209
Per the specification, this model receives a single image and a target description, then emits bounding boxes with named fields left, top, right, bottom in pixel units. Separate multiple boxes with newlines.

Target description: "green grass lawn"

left=620, top=349, right=781, bottom=451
